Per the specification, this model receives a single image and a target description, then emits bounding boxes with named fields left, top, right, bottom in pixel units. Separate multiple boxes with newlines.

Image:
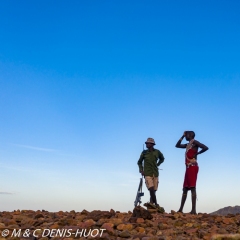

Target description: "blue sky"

left=0, top=0, right=240, bottom=213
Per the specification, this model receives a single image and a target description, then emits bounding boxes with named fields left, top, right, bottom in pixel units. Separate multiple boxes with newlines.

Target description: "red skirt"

left=183, top=165, right=199, bottom=188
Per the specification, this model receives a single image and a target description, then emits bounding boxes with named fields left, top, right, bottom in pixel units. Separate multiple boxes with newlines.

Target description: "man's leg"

left=149, top=187, right=157, bottom=204
left=147, top=178, right=164, bottom=213
left=190, top=187, right=197, bottom=214
left=146, top=176, right=162, bottom=211
left=150, top=177, right=159, bottom=204
left=187, top=166, right=198, bottom=214
left=145, top=176, right=157, bottom=204
left=177, top=187, right=188, bottom=213
left=150, top=190, right=156, bottom=204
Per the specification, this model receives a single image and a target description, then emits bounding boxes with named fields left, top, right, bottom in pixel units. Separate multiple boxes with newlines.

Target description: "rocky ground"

left=1, top=207, right=240, bottom=240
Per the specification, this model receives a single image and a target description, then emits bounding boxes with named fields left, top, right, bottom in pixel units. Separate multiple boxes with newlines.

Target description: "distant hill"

left=210, top=206, right=240, bottom=215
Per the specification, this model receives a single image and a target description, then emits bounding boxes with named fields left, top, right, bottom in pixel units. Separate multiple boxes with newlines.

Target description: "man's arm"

left=157, top=151, right=165, bottom=166
left=137, top=152, right=144, bottom=175
left=194, top=140, right=209, bottom=156
left=175, top=134, right=187, bottom=148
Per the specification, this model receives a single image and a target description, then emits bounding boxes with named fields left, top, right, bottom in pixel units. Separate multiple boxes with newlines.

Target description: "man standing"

left=175, top=131, right=208, bottom=214
left=137, top=138, right=165, bottom=210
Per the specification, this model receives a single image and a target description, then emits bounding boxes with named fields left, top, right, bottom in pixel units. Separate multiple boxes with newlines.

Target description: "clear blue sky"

left=0, top=0, right=240, bottom=213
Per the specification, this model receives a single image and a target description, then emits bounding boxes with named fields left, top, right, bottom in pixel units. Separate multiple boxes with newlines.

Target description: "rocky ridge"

left=0, top=207, right=240, bottom=240
left=210, top=206, right=240, bottom=216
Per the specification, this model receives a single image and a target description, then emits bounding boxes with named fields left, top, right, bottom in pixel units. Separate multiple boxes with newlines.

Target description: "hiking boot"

left=150, top=203, right=157, bottom=209
left=155, top=204, right=165, bottom=213
left=144, top=202, right=156, bottom=209
left=149, top=203, right=165, bottom=213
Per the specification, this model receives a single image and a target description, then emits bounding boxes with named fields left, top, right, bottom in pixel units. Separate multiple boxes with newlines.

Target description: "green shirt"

left=137, top=149, right=165, bottom=177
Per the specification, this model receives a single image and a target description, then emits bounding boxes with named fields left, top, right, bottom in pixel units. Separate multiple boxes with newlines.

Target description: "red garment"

left=183, top=165, right=199, bottom=188
left=183, top=148, right=198, bottom=188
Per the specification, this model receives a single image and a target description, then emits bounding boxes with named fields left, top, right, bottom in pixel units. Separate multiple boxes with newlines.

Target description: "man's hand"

left=179, top=132, right=186, bottom=141
left=194, top=140, right=209, bottom=155
left=176, top=132, right=188, bottom=148
left=180, top=131, right=186, bottom=140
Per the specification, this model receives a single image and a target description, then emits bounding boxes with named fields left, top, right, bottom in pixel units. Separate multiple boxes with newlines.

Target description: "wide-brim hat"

left=145, top=138, right=156, bottom=145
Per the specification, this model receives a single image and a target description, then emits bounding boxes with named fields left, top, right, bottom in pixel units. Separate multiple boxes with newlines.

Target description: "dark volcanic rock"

left=131, top=206, right=153, bottom=220
left=84, top=210, right=114, bottom=221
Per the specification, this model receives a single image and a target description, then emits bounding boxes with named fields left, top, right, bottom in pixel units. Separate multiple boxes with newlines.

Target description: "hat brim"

left=145, top=141, right=155, bottom=145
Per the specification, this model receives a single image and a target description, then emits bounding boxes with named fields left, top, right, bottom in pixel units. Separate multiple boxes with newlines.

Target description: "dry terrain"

left=1, top=207, right=240, bottom=240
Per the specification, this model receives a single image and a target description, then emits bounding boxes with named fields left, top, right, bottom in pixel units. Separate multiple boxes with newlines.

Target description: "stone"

left=109, top=209, right=115, bottom=214
left=174, top=220, right=184, bottom=227
left=185, top=222, right=193, bottom=227
left=7, top=224, right=19, bottom=228
left=173, top=213, right=180, bottom=219
left=75, top=215, right=85, bottom=222
left=107, top=218, right=122, bottom=226
left=142, top=237, right=160, bottom=240
left=83, top=219, right=96, bottom=228
left=115, top=213, right=125, bottom=219
left=201, top=222, right=208, bottom=227
left=118, top=230, right=131, bottom=238
left=218, top=228, right=229, bottom=234
left=34, top=213, right=44, bottom=219
left=49, top=223, right=59, bottom=229
left=156, top=230, right=163, bottom=235
left=136, top=218, right=145, bottom=223
left=91, top=232, right=111, bottom=240
left=85, top=210, right=114, bottom=221
left=116, top=223, right=133, bottom=231
left=223, top=218, right=235, bottom=224
left=21, top=217, right=36, bottom=227
left=135, top=227, right=145, bottom=233
left=101, top=222, right=115, bottom=234
left=185, top=228, right=198, bottom=234
left=211, top=234, right=240, bottom=239
left=81, top=209, right=89, bottom=215
left=131, top=206, right=153, bottom=220
left=148, top=209, right=158, bottom=213
left=129, top=217, right=137, bottom=223
left=96, top=218, right=106, bottom=226
left=215, top=216, right=223, bottom=223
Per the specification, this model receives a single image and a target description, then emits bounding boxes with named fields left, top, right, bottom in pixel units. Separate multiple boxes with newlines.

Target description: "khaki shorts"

left=145, top=176, right=159, bottom=190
